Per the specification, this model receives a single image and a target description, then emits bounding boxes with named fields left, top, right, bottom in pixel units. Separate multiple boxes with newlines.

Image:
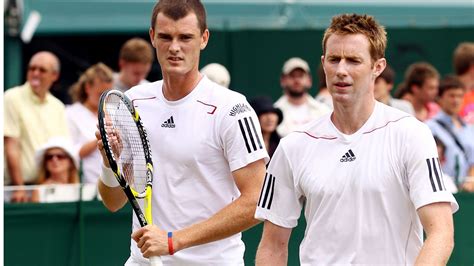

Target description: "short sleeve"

left=220, top=99, right=269, bottom=171
left=255, top=143, right=303, bottom=228
left=404, top=122, right=459, bottom=213
left=4, top=91, right=21, bottom=138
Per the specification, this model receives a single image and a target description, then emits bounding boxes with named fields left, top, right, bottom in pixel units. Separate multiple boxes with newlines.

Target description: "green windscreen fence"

left=4, top=193, right=474, bottom=266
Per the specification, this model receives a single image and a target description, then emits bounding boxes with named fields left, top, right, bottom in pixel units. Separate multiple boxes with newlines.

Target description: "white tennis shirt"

left=255, top=101, right=458, bottom=265
left=126, top=76, right=269, bottom=265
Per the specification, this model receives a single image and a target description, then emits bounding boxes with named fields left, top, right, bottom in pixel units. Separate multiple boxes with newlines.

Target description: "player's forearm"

left=174, top=194, right=260, bottom=252
left=256, top=243, right=288, bottom=266
left=415, top=232, right=454, bottom=265
left=98, top=181, right=128, bottom=212
left=5, top=137, right=24, bottom=185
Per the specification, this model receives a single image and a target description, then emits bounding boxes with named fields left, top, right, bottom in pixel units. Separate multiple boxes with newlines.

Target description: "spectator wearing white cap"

left=275, top=57, right=330, bottom=137
left=31, top=137, right=80, bottom=202
left=201, top=63, right=231, bottom=88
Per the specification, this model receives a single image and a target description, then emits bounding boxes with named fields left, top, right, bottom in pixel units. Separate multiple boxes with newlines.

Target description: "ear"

left=149, top=27, right=156, bottom=48
left=320, top=55, right=325, bottom=71
left=373, top=58, right=386, bottom=79
left=200, top=29, right=210, bottom=50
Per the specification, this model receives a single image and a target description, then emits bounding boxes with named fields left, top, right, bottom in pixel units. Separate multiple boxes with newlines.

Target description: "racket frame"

left=98, top=89, right=154, bottom=227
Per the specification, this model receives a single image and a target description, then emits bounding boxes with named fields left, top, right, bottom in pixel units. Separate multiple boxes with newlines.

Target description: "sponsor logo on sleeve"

left=229, top=103, right=251, bottom=116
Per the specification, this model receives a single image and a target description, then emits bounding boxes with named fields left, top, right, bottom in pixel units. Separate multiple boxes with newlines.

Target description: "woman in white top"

left=66, top=63, right=113, bottom=184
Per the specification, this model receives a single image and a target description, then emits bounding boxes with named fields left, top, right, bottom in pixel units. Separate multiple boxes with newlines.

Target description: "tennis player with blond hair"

left=255, top=13, right=458, bottom=265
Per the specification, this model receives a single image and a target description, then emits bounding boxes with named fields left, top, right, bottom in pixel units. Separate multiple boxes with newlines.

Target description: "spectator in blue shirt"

left=426, top=75, right=474, bottom=192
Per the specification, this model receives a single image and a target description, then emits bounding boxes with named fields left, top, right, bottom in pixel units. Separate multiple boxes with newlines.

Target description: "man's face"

left=322, top=33, right=385, bottom=105
left=27, top=53, right=59, bottom=96
left=374, top=77, right=393, bottom=102
left=280, top=68, right=312, bottom=98
left=438, top=88, right=465, bottom=116
left=149, top=12, right=209, bottom=78
left=412, top=77, right=439, bottom=104
left=119, top=60, right=151, bottom=87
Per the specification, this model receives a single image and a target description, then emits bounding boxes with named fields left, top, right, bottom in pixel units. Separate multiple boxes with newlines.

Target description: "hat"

left=201, top=63, right=231, bottom=88
left=282, top=57, right=310, bottom=75
left=35, top=137, right=79, bottom=169
left=249, top=96, right=283, bottom=125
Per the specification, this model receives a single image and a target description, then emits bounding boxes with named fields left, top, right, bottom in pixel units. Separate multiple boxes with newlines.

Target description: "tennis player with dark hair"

left=255, top=14, right=458, bottom=265
left=96, top=0, right=268, bottom=265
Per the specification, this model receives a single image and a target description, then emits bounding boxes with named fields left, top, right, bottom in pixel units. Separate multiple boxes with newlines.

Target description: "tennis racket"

left=98, top=89, right=162, bottom=266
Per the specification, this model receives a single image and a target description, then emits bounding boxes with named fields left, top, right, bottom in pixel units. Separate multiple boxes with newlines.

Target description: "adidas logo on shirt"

left=340, top=149, right=356, bottom=162
left=161, top=116, right=176, bottom=128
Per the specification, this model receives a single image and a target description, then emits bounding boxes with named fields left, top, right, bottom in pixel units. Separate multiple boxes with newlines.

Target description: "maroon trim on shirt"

left=196, top=100, right=217, bottom=114
left=295, top=131, right=338, bottom=140
left=362, top=116, right=410, bottom=134
left=131, top=96, right=156, bottom=106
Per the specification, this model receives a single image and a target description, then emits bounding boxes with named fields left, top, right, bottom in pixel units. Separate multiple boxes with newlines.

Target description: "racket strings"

left=104, top=95, right=148, bottom=194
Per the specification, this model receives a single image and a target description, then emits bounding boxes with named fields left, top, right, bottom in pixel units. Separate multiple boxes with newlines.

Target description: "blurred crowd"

left=4, top=38, right=474, bottom=203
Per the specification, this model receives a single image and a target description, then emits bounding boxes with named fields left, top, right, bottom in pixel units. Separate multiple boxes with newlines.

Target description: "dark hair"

left=317, top=63, right=326, bottom=89
left=377, top=64, right=395, bottom=84
left=150, top=0, right=207, bottom=34
left=453, top=42, right=474, bottom=75
left=402, top=62, right=439, bottom=93
left=433, top=135, right=446, bottom=155
left=438, top=75, right=465, bottom=97
left=322, top=14, right=387, bottom=63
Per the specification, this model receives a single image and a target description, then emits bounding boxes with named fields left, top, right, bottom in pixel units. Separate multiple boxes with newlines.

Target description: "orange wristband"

left=168, top=232, right=174, bottom=255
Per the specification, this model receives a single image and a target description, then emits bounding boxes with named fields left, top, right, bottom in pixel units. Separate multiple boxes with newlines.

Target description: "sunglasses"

left=28, top=65, right=49, bottom=74
left=45, top=153, right=69, bottom=161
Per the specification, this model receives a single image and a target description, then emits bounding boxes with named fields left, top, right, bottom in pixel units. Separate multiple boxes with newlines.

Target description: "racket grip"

left=149, top=256, right=163, bottom=266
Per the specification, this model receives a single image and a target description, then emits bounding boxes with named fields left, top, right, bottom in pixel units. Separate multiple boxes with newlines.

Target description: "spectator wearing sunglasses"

left=4, top=51, right=70, bottom=202
left=31, top=137, right=79, bottom=202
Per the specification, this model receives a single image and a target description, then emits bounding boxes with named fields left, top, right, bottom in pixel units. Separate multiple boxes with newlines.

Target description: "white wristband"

left=100, top=164, right=120, bottom=187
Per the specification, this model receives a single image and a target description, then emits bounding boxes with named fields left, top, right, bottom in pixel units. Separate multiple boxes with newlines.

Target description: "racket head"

left=98, top=89, right=153, bottom=196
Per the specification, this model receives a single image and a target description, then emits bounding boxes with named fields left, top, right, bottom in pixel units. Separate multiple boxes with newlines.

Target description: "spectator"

left=200, top=63, right=231, bottom=88
left=434, top=136, right=458, bottom=193
left=314, top=63, right=333, bottom=109
left=249, top=96, right=283, bottom=158
left=374, top=64, right=414, bottom=115
left=31, top=137, right=80, bottom=202
left=398, top=62, right=440, bottom=121
left=4, top=51, right=70, bottom=202
left=275, top=57, right=330, bottom=137
left=113, top=37, right=154, bottom=92
left=66, top=62, right=113, bottom=184
left=453, top=42, right=474, bottom=124
left=426, top=75, right=474, bottom=192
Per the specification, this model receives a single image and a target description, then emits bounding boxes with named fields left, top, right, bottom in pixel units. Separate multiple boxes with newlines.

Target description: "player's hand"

left=132, top=225, right=169, bottom=257
left=11, top=188, right=29, bottom=203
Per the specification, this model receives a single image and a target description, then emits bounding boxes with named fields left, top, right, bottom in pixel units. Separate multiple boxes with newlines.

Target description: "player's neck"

left=332, top=99, right=375, bottom=135
left=162, top=71, right=202, bottom=101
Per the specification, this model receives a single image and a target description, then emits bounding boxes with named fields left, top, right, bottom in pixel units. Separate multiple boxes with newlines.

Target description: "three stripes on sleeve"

left=258, top=173, right=275, bottom=210
left=238, top=116, right=263, bottom=153
left=426, top=157, right=447, bottom=192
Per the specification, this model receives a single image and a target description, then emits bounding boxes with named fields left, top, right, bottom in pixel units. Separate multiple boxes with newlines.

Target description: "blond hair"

left=69, top=62, right=113, bottom=103
left=119, top=38, right=154, bottom=64
left=322, top=14, right=387, bottom=63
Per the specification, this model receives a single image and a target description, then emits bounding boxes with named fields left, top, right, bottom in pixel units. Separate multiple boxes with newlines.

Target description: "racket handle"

left=149, top=256, right=163, bottom=266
